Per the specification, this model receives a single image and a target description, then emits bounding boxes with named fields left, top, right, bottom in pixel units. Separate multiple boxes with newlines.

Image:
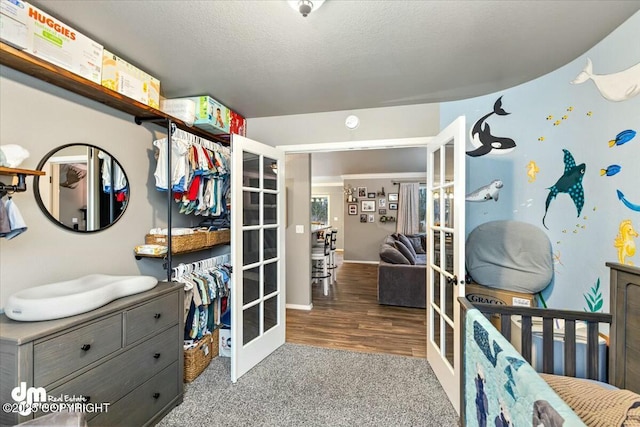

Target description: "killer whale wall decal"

left=466, top=96, right=517, bottom=157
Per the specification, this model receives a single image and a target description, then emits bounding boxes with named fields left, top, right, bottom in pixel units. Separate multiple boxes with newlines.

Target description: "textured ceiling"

left=28, top=1, right=640, bottom=119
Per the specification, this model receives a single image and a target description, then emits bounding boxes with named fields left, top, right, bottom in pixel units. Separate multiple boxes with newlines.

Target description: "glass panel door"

left=231, top=135, right=285, bottom=382
left=426, top=117, right=466, bottom=414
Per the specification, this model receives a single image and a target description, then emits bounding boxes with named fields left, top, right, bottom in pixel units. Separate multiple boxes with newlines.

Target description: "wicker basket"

left=184, top=330, right=218, bottom=383
left=204, top=229, right=231, bottom=246
left=145, top=232, right=207, bottom=253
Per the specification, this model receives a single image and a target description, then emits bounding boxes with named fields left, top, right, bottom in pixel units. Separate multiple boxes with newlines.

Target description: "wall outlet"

left=334, top=217, right=338, bottom=221
left=72, top=218, right=78, bottom=224
left=296, top=225, right=304, bottom=234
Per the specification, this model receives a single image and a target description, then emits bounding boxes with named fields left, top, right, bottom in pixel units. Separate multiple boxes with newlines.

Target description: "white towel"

left=4, top=198, right=27, bottom=239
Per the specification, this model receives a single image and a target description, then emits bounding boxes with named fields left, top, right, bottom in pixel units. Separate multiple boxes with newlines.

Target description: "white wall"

left=0, top=67, right=228, bottom=310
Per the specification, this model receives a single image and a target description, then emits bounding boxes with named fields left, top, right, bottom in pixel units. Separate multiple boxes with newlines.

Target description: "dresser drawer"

left=44, top=324, right=180, bottom=420
left=34, top=315, right=122, bottom=386
left=89, top=361, right=180, bottom=427
left=125, top=293, right=179, bottom=345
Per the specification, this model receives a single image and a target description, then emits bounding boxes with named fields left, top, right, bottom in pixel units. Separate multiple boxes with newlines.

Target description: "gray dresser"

left=0, top=282, right=183, bottom=426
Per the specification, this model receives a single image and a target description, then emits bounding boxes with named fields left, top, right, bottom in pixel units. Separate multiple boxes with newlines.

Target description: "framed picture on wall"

left=348, top=204, right=358, bottom=215
left=367, top=192, right=375, bottom=198
left=379, top=198, right=386, bottom=208
left=368, top=214, right=375, bottom=223
left=361, top=200, right=375, bottom=212
left=379, top=208, right=386, bottom=215
left=360, top=214, right=367, bottom=223
left=388, top=193, right=398, bottom=202
left=389, top=202, right=398, bottom=210
left=357, top=187, right=367, bottom=198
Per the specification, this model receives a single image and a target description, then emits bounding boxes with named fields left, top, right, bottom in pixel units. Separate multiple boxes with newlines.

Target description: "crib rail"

left=460, top=298, right=612, bottom=380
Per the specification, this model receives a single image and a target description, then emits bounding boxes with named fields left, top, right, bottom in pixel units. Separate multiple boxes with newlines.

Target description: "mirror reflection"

left=35, top=144, right=129, bottom=232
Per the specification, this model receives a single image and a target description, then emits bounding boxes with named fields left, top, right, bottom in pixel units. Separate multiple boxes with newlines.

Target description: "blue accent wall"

left=441, top=12, right=640, bottom=310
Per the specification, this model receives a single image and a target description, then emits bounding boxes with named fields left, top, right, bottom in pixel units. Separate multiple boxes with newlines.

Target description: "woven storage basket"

left=184, top=330, right=218, bottom=383
left=204, top=229, right=231, bottom=246
left=145, top=232, right=207, bottom=253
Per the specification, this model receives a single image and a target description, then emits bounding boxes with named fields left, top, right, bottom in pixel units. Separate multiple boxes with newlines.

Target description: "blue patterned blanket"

left=464, top=308, right=585, bottom=426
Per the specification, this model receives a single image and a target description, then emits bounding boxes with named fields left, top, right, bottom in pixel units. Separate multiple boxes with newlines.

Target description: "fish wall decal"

left=609, top=129, right=636, bottom=147
left=617, top=190, right=640, bottom=212
left=466, top=96, right=516, bottom=157
left=542, top=149, right=586, bottom=230
left=466, top=180, right=503, bottom=202
left=571, top=58, right=640, bottom=102
left=600, top=165, right=621, bottom=176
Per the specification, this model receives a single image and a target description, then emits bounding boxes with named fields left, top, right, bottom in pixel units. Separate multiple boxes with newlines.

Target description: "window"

left=311, top=195, right=329, bottom=225
left=419, top=186, right=427, bottom=233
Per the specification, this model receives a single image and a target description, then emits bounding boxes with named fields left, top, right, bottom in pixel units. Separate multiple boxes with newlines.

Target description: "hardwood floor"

left=286, top=253, right=427, bottom=358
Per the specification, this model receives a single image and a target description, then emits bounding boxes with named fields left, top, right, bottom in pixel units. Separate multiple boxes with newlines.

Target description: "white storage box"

left=219, top=327, right=231, bottom=357
left=0, top=0, right=29, bottom=49
left=511, top=315, right=608, bottom=382
left=102, top=49, right=160, bottom=108
left=160, top=98, right=196, bottom=126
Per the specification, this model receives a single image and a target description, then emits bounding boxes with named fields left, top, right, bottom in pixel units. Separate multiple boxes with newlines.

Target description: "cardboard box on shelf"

left=177, top=96, right=231, bottom=134
left=230, top=110, right=246, bottom=136
left=102, top=49, right=160, bottom=108
left=465, top=282, right=536, bottom=329
left=1, top=0, right=29, bottom=50
left=25, top=3, right=103, bottom=84
left=160, top=97, right=197, bottom=126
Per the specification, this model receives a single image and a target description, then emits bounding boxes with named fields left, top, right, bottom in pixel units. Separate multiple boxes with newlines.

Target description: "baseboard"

left=286, top=303, right=313, bottom=310
left=343, top=260, right=379, bottom=265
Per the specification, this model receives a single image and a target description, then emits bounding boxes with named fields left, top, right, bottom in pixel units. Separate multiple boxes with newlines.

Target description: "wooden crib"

left=460, top=262, right=640, bottom=426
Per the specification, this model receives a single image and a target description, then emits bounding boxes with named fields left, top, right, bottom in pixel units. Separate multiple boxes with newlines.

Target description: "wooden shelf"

left=0, top=42, right=230, bottom=145
left=135, top=241, right=230, bottom=260
left=0, top=167, right=45, bottom=176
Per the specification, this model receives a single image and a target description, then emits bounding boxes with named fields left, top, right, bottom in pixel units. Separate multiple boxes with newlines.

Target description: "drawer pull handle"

left=81, top=344, right=91, bottom=351
left=153, top=393, right=160, bottom=399
left=154, top=313, right=162, bottom=319
left=153, top=353, right=161, bottom=359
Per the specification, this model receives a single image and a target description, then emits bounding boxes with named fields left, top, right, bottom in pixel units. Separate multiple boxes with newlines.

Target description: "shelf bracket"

left=0, top=173, right=27, bottom=198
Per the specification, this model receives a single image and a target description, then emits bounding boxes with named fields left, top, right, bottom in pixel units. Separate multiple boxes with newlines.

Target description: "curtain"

left=396, top=182, right=420, bottom=235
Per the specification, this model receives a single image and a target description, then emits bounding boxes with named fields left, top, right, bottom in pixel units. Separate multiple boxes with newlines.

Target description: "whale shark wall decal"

left=571, top=58, right=640, bottom=102
left=466, top=96, right=517, bottom=157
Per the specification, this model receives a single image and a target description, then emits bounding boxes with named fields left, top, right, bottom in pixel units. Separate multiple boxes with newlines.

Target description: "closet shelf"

left=0, top=167, right=45, bottom=176
left=0, top=42, right=230, bottom=145
left=134, top=241, right=231, bottom=260
left=0, top=167, right=45, bottom=197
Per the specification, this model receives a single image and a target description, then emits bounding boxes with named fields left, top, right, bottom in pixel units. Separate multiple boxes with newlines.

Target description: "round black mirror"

left=34, top=144, right=129, bottom=232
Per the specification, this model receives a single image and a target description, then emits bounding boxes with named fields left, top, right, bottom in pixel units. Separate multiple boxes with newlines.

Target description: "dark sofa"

left=377, top=233, right=426, bottom=308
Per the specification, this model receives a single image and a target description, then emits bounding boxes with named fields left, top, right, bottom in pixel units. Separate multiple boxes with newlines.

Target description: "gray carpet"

left=158, top=343, right=459, bottom=426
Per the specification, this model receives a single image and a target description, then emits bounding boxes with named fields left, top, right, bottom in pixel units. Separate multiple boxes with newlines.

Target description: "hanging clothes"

left=172, top=255, right=232, bottom=342
left=153, top=128, right=230, bottom=224
left=1, top=197, right=27, bottom=239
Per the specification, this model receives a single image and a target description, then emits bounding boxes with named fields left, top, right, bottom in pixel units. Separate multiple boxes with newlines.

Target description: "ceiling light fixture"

left=288, top=0, right=325, bottom=17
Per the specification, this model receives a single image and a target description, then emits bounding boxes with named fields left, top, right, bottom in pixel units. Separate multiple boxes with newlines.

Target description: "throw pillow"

left=380, top=244, right=410, bottom=265
left=394, top=241, right=416, bottom=265
left=405, top=234, right=426, bottom=254
left=397, top=234, right=418, bottom=258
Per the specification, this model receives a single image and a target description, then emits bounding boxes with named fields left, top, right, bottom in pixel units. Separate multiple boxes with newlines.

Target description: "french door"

left=231, top=134, right=286, bottom=382
left=425, top=116, right=466, bottom=413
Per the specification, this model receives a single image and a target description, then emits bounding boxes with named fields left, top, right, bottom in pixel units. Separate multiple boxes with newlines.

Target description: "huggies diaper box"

left=102, top=49, right=161, bottom=109
left=24, top=2, right=103, bottom=84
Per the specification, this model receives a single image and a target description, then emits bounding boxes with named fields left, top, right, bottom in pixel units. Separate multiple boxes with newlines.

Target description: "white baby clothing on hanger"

left=4, top=198, right=27, bottom=239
